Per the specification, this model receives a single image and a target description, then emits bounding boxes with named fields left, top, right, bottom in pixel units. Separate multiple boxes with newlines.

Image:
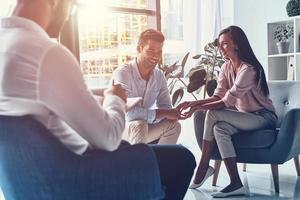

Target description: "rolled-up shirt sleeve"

left=112, top=66, right=159, bottom=124
left=126, top=107, right=156, bottom=123
left=222, top=65, right=257, bottom=107
left=156, top=72, right=172, bottom=109
left=213, top=64, right=229, bottom=99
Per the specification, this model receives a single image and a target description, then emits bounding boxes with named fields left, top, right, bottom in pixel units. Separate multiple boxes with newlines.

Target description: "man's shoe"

left=189, top=166, right=214, bottom=189
left=211, top=186, right=246, bottom=198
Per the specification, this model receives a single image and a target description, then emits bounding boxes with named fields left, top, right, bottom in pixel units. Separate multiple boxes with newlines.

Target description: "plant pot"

left=276, top=41, right=290, bottom=54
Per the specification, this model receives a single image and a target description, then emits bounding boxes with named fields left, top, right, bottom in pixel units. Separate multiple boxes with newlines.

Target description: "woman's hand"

left=179, top=104, right=203, bottom=119
left=176, top=101, right=194, bottom=112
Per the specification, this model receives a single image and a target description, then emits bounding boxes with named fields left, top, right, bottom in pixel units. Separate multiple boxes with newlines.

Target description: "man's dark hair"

left=137, top=29, right=165, bottom=47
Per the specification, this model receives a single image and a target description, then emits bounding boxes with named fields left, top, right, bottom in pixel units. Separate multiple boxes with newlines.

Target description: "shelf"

left=268, top=53, right=294, bottom=58
left=267, top=17, right=300, bottom=80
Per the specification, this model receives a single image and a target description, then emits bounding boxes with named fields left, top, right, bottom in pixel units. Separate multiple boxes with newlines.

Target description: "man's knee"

left=172, top=121, right=181, bottom=135
left=126, top=120, right=149, bottom=143
left=162, top=120, right=181, bottom=138
left=128, top=120, right=148, bottom=131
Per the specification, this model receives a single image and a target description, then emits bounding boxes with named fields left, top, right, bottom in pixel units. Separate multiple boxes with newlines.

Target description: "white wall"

left=233, top=0, right=289, bottom=77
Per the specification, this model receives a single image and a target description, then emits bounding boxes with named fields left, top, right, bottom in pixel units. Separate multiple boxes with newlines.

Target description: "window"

left=160, top=0, right=184, bottom=66
left=77, top=0, right=159, bottom=88
left=160, top=0, right=234, bottom=71
left=0, top=0, right=16, bottom=18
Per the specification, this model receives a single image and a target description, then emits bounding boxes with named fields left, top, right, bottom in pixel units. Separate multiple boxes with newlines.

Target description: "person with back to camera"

left=0, top=0, right=195, bottom=199
left=177, top=25, right=277, bottom=198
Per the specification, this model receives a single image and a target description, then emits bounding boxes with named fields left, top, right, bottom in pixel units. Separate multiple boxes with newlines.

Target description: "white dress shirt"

left=112, top=59, right=172, bottom=123
left=0, top=17, right=126, bottom=154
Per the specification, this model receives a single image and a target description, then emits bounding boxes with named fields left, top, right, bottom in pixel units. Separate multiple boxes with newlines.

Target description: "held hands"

left=156, top=108, right=181, bottom=120
left=164, top=108, right=181, bottom=120
left=176, top=101, right=202, bottom=120
left=176, top=101, right=194, bottom=112
left=104, top=80, right=127, bottom=103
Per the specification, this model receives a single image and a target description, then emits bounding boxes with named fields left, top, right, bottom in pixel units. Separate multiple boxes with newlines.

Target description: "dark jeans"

left=89, top=141, right=196, bottom=200
left=150, top=144, right=196, bottom=200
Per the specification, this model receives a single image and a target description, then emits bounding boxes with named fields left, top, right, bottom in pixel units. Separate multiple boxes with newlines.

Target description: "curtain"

left=182, top=0, right=224, bottom=72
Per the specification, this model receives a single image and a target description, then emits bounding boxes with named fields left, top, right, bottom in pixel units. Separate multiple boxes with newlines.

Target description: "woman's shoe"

left=189, top=166, right=214, bottom=189
left=211, top=186, right=246, bottom=198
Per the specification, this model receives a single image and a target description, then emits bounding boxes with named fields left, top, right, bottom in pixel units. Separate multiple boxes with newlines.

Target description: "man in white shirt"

left=113, top=29, right=181, bottom=145
left=0, top=0, right=127, bottom=154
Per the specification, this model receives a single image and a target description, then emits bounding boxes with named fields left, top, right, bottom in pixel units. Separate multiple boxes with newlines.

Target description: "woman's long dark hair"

left=218, top=26, right=269, bottom=96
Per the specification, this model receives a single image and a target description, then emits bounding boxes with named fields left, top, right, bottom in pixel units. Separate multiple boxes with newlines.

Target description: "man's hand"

left=177, top=101, right=205, bottom=119
left=156, top=108, right=181, bottom=120
left=176, top=101, right=193, bottom=112
left=179, top=106, right=196, bottom=119
left=104, top=81, right=127, bottom=103
left=164, top=108, right=181, bottom=120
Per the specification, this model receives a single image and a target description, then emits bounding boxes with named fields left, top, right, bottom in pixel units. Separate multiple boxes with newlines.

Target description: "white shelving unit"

left=267, top=17, right=300, bottom=80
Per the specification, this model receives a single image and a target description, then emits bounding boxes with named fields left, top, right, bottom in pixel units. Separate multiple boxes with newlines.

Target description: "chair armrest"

left=76, top=143, right=165, bottom=200
left=270, top=108, right=300, bottom=162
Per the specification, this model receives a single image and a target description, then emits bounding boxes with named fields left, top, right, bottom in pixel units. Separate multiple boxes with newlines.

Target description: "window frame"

left=61, top=0, right=161, bottom=62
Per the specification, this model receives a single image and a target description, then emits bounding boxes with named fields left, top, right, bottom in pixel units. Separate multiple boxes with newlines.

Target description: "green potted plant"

left=286, top=0, right=300, bottom=17
left=161, top=39, right=224, bottom=106
left=273, top=24, right=294, bottom=54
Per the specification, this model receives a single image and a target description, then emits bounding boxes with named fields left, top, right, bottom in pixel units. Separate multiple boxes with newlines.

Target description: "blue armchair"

left=0, top=116, right=165, bottom=200
left=194, top=81, right=300, bottom=193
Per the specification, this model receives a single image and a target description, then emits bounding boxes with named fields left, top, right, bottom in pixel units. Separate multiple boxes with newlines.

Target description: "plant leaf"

left=169, top=79, right=178, bottom=95
left=187, top=79, right=206, bottom=93
left=186, top=66, right=205, bottom=77
left=171, top=67, right=184, bottom=78
left=189, top=69, right=206, bottom=81
left=181, top=52, right=190, bottom=69
left=187, top=69, right=207, bottom=93
left=205, top=49, right=213, bottom=54
left=192, top=54, right=201, bottom=59
left=212, top=38, right=218, bottom=47
left=164, top=61, right=179, bottom=78
left=208, top=42, right=214, bottom=49
left=206, top=79, right=217, bottom=97
left=172, top=88, right=184, bottom=107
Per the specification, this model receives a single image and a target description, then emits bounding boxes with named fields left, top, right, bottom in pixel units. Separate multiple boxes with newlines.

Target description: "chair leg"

left=243, top=163, right=247, bottom=172
left=271, top=164, right=279, bottom=193
left=294, top=156, right=300, bottom=176
left=212, top=160, right=221, bottom=186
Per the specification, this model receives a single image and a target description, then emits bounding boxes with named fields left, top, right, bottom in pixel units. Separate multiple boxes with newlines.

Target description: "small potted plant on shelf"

left=273, top=24, right=294, bottom=54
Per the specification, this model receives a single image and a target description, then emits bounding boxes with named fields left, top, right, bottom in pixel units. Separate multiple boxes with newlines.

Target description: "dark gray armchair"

left=194, top=81, right=300, bottom=193
left=0, top=116, right=165, bottom=200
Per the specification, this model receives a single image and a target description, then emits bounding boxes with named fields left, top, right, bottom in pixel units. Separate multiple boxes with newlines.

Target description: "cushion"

left=232, top=129, right=277, bottom=149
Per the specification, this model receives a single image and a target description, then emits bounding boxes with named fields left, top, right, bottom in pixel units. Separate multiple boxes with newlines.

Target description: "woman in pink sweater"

left=177, top=26, right=277, bottom=197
